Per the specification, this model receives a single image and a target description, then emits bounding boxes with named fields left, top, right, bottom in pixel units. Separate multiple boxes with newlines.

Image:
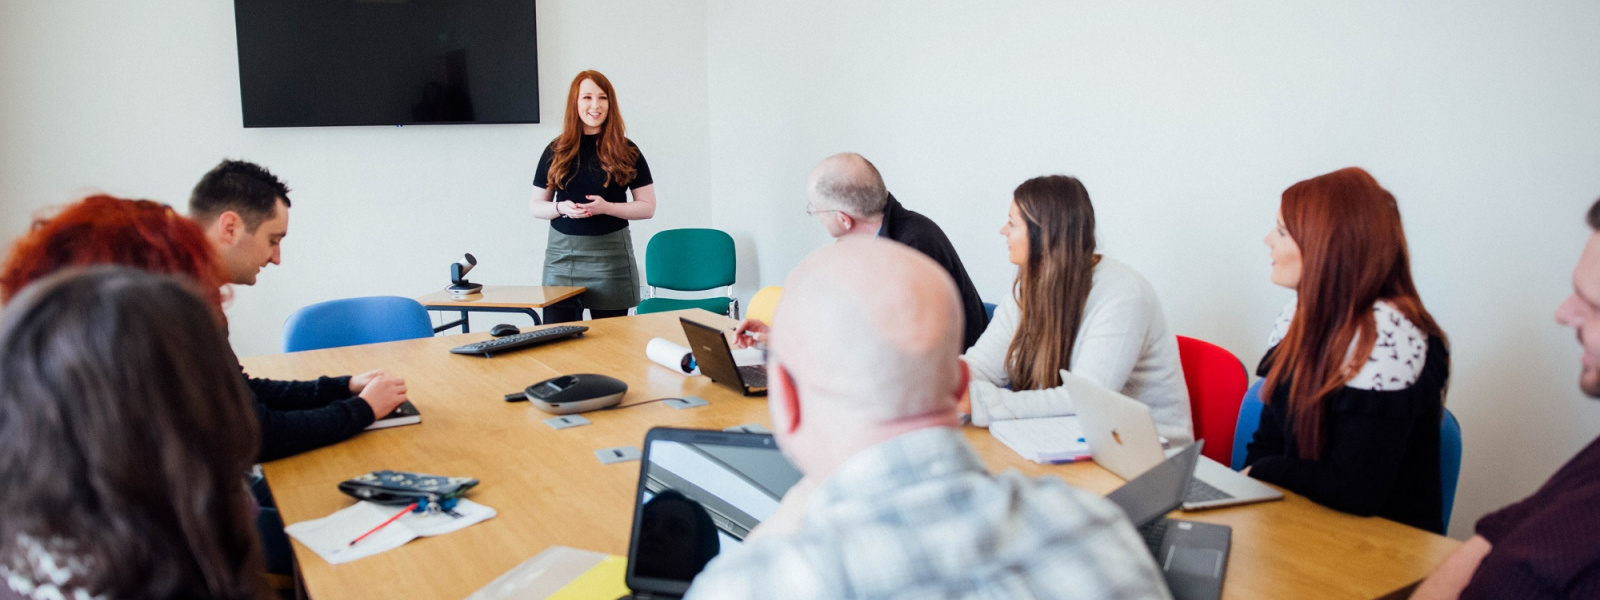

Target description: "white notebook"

left=990, top=416, right=1091, bottom=464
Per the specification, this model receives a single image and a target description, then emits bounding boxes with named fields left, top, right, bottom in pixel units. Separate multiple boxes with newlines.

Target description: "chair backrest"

left=283, top=296, right=434, bottom=352
left=1176, top=335, right=1249, bottom=465
left=644, top=229, right=736, bottom=292
left=1440, top=407, right=1462, bottom=529
left=1232, top=378, right=1267, bottom=471
left=983, top=302, right=997, bottom=321
left=746, top=286, right=784, bottom=325
left=1232, top=380, right=1465, bottom=532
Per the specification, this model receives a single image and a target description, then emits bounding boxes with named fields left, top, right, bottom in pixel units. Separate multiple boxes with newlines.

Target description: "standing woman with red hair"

left=1243, top=167, right=1451, bottom=534
left=530, top=70, right=656, bottom=323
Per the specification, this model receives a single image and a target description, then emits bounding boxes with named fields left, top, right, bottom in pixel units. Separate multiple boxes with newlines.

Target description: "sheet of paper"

left=284, top=501, right=418, bottom=565
left=989, top=416, right=1091, bottom=463
left=284, top=499, right=497, bottom=565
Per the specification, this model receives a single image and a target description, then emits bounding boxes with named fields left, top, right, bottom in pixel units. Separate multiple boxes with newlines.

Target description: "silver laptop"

left=1066, top=371, right=1282, bottom=511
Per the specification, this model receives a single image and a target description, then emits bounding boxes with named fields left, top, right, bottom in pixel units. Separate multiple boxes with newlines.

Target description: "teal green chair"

left=635, top=228, right=738, bottom=318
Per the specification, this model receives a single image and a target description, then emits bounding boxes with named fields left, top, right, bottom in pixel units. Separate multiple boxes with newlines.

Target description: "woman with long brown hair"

left=960, top=175, right=1193, bottom=444
left=0, top=267, right=269, bottom=600
left=530, top=70, right=657, bottom=322
left=1242, top=167, right=1449, bottom=534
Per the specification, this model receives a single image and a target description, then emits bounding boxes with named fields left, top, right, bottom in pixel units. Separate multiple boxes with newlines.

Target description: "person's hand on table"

left=348, top=369, right=390, bottom=395
left=557, top=200, right=592, bottom=219
left=359, top=374, right=409, bottom=417
left=732, top=319, right=769, bottom=349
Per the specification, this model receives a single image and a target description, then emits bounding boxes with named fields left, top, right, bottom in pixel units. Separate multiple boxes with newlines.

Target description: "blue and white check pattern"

left=684, top=427, right=1172, bottom=600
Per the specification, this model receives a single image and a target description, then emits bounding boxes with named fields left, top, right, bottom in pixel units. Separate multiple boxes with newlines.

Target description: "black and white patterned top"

left=3, top=535, right=102, bottom=600
left=1266, top=298, right=1429, bottom=391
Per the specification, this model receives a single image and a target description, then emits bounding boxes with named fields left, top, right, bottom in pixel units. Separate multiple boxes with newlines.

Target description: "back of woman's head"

left=1268, top=167, right=1444, bottom=459
left=0, top=267, right=266, bottom=599
left=1007, top=175, right=1098, bottom=390
left=0, top=195, right=227, bottom=309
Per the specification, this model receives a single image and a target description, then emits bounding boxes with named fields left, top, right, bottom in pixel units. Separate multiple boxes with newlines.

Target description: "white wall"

left=705, top=0, right=1600, bottom=536
left=0, top=0, right=711, bottom=358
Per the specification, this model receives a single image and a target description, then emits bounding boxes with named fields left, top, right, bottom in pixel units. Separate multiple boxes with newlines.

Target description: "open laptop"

left=1106, top=441, right=1233, bottom=600
left=680, top=317, right=767, bottom=396
left=621, top=427, right=803, bottom=600
left=1066, top=370, right=1283, bottom=510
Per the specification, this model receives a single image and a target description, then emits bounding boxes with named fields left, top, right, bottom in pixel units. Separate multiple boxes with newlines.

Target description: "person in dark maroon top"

left=1414, top=198, right=1600, bottom=599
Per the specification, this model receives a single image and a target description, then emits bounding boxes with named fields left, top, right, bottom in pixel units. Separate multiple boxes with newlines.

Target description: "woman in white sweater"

left=960, top=175, right=1194, bottom=444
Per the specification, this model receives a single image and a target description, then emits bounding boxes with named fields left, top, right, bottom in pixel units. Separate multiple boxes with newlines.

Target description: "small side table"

left=414, top=285, right=586, bottom=333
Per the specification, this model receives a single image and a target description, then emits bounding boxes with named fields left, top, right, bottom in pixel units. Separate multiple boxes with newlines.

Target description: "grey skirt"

left=542, top=228, right=641, bottom=311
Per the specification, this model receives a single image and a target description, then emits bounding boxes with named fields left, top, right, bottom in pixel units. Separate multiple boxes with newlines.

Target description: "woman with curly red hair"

left=0, top=195, right=227, bottom=308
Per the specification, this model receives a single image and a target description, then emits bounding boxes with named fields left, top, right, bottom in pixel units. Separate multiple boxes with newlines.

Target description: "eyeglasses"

left=805, top=203, right=846, bottom=217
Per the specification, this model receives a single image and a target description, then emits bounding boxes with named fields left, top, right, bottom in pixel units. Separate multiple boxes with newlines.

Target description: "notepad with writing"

left=366, top=400, right=421, bottom=430
left=990, top=416, right=1092, bottom=464
left=284, top=498, right=496, bottom=565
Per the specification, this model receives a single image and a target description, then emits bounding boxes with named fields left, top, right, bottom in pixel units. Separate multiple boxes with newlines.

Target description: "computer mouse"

left=521, top=374, right=627, bottom=414
left=490, top=323, right=520, bottom=337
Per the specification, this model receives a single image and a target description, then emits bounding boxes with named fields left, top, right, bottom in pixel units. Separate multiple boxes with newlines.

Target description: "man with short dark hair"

left=685, top=239, right=1167, bottom=600
left=189, top=159, right=408, bottom=461
left=1413, top=198, right=1600, bottom=599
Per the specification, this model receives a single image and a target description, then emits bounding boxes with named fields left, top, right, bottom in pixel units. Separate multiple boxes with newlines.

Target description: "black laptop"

left=620, top=427, right=803, bottom=599
left=1104, top=441, right=1233, bottom=600
left=679, top=317, right=767, bottom=396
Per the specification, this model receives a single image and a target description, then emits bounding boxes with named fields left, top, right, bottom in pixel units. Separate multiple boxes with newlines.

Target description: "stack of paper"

left=989, top=416, right=1092, bottom=464
left=465, top=546, right=629, bottom=600
left=284, top=499, right=496, bottom=565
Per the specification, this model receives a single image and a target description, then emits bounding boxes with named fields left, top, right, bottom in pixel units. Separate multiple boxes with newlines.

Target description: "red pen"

left=349, top=502, right=418, bottom=547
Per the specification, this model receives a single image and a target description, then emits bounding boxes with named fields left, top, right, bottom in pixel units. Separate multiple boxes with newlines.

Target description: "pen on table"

left=349, top=501, right=418, bottom=547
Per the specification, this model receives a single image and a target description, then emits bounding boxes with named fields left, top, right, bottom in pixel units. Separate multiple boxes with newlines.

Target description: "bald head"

left=770, top=238, right=963, bottom=423
left=808, top=153, right=888, bottom=217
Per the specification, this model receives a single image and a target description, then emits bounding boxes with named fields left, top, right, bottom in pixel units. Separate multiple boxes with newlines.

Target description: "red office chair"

left=1176, top=335, right=1249, bottom=465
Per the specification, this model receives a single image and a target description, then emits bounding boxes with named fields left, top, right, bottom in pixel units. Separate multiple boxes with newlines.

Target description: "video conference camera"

left=448, top=253, right=483, bottom=298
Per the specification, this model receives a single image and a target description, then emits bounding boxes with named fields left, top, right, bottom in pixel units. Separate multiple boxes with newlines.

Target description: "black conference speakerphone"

left=448, top=325, right=588, bottom=357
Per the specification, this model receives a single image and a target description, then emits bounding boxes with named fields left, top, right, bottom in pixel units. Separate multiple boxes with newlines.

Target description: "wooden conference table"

left=245, top=310, right=1459, bottom=600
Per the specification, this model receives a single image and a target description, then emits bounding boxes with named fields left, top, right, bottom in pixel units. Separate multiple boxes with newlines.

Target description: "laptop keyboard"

left=1184, top=478, right=1236, bottom=504
left=1138, top=519, right=1170, bottom=555
left=738, top=365, right=767, bottom=388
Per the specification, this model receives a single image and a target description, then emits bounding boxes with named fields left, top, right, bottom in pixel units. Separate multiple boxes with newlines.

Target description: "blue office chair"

left=283, top=296, right=435, bottom=352
left=1231, top=379, right=1266, bottom=471
left=1232, top=379, right=1466, bottom=532
left=983, top=302, right=997, bottom=321
left=1440, top=407, right=1462, bottom=529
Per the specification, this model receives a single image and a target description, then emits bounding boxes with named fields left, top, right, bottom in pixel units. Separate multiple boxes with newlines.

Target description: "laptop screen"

left=626, top=427, right=803, bottom=595
left=1104, top=441, right=1203, bottom=527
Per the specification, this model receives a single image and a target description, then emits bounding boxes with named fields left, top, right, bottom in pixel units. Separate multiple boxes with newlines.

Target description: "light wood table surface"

left=244, top=309, right=1458, bottom=600
left=414, top=285, right=586, bottom=332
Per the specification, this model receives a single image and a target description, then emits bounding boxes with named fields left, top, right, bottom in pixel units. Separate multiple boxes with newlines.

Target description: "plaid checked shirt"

left=684, top=427, right=1172, bottom=600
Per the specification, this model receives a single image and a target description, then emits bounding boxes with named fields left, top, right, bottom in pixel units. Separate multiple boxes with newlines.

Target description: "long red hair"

left=1263, top=168, right=1444, bottom=460
left=544, top=70, right=639, bottom=190
left=0, top=195, right=229, bottom=312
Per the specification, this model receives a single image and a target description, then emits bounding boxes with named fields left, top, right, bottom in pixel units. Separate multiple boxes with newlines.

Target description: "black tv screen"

left=234, top=0, right=539, bottom=128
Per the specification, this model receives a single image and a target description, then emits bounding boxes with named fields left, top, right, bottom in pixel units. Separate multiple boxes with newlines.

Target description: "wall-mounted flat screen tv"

left=234, top=0, right=539, bottom=128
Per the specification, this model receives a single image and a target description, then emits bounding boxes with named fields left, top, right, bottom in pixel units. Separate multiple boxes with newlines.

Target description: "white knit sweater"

left=963, top=257, right=1195, bottom=444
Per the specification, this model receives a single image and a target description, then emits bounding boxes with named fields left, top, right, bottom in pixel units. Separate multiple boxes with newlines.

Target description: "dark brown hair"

left=544, top=70, right=639, bottom=190
left=0, top=267, right=267, bottom=599
left=188, top=159, right=291, bottom=232
left=1006, top=175, right=1098, bottom=390
left=1263, top=167, right=1446, bottom=460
